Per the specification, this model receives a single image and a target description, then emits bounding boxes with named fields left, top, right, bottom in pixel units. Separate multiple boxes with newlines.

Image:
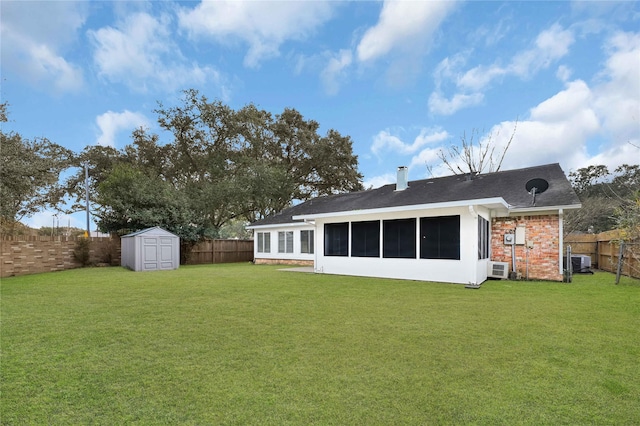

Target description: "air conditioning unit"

left=564, top=254, right=592, bottom=273
left=488, top=261, right=509, bottom=279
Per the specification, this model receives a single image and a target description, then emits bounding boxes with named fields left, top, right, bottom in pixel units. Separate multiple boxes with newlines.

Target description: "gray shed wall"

left=121, top=227, right=180, bottom=272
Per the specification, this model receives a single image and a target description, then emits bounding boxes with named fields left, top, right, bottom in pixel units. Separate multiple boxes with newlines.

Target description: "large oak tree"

left=0, top=103, right=73, bottom=235
left=63, top=90, right=363, bottom=241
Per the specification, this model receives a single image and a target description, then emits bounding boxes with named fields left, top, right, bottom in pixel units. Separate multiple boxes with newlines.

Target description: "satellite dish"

left=525, top=178, right=549, bottom=194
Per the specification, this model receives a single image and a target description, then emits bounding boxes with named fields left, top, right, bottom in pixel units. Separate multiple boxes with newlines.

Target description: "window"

left=324, top=222, right=349, bottom=256
left=278, top=231, right=293, bottom=253
left=383, top=218, right=416, bottom=258
left=478, top=216, right=490, bottom=260
left=301, top=230, right=314, bottom=254
left=257, top=232, right=270, bottom=253
left=351, top=220, right=380, bottom=257
left=420, top=215, right=460, bottom=260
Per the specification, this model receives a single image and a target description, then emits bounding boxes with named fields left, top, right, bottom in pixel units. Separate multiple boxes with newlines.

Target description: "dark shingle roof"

left=249, top=163, right=580, bottom=227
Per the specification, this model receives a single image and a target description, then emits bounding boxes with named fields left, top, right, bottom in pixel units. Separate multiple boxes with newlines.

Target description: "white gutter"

left=245, top=221, right=311, bottom=230
left=508, top=203, right=581, bottom=214
left=293, top=197, right=509, bottom=221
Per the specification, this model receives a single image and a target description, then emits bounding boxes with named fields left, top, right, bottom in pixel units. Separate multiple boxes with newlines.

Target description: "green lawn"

left=2, top=265, right=639, bottom=425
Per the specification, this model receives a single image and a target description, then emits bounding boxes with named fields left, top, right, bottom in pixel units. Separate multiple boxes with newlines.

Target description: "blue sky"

left=2, top=0, right=639, bottom=230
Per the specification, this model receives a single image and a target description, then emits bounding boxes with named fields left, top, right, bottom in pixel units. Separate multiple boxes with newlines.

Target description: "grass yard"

left=2, top=265, right=639, bottom=425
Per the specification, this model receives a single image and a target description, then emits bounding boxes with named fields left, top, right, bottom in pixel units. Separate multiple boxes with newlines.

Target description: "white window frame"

left=301, top=230, right=314, bottom=254
left=257, top=232, right=271, bottom=253
left=278, top=231, right=294, bottom=253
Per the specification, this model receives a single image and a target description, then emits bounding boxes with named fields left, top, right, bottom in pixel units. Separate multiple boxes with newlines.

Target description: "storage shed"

left=121, top=227, right=180, bottom=271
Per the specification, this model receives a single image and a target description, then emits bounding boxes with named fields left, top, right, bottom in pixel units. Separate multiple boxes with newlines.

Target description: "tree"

left=151, top=89, right=363, bottom=224
left=96, top=164, right=204, bottom=241
left=565, top=164, right=640, bottom=235
left=0, top=104, right=73, bottom=234
left=68, top=90, right=363, bottom=241
left=436, top=120, right=518, bottom=175
left=60, top=144, right=124, bottom=215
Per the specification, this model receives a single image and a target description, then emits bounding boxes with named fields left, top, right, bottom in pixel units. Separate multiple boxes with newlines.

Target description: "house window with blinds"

left=301, top=230, right=314, bottom=254
left=278, top=231, right=294, bottom=253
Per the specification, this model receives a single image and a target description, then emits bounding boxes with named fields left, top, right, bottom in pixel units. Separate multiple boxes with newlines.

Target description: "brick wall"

left=491, top=215, right=562, bottom=281
left=254, top=258, right=314, bottom=267
left=1, top=237, right=121, bottom=278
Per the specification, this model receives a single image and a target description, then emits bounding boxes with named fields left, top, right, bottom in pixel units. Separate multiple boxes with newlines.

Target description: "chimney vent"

left=396, top=166, right=408, bottom=191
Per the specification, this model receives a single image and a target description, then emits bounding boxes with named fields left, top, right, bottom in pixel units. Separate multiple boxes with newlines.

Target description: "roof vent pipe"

left=396, top=166, right=408, bottom=191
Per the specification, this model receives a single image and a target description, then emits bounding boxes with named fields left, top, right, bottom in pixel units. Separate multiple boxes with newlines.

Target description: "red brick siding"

left=491, top=215, right=562, bottom=281
left=254, top=258, right=314, bottom=266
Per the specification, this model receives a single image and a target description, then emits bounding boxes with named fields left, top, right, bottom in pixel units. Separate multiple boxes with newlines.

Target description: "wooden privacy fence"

left=564, top=230, right=639, bottom=279
left=186, top=239, right=253, bottom=265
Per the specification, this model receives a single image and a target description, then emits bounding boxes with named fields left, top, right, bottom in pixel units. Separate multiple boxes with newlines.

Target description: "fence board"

left=187, top=239, right=253, bottom=265
left=565, top=232, right=639, bottom=279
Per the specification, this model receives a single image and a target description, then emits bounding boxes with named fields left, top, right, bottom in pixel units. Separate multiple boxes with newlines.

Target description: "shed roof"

left=121, top=226, right=179, bottom=239
left=249, top=163, right=581, bottom=227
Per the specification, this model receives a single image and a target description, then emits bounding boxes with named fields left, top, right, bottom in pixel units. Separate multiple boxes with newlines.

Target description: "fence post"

left=615, top=240, right=625, bottom=285
left=564, top=245, right=572, bottom=283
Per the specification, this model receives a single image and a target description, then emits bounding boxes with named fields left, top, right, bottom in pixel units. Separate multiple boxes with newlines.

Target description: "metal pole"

left=85, top=162, right=90, bottom=238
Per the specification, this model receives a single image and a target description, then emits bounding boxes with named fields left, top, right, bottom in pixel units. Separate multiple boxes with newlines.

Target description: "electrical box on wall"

left=515, top=227, right=526, bottom=245
left=504, top=233, right=514, bottom=245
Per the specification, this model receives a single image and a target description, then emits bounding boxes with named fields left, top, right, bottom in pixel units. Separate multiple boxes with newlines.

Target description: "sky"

left=1, top=0, right=639, bottom=230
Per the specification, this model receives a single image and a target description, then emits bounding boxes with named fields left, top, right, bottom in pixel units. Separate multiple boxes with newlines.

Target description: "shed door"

left=142, top=237, right=175, bottom=271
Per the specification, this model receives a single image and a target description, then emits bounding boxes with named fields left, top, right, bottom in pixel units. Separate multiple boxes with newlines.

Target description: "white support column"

left=558, top=209, right=564, bottom=275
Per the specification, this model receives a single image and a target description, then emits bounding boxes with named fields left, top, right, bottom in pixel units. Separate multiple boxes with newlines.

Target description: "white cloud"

left=486, top=80, right=599, bottom=172
left=96, top=110, right=150, bottom=147
left=372, top=128, right=449, bottom=156
left=320, top=49, right=353, bottom=95
left=458, top=23, right=575, bottom=91
left=178, top=1, right=335, bottom=68
left=428, top=91, right=484, bottom=116
left=482, top=32, right=639, bottom=174
left=0, top=1, right=86, bottom=93
left=89, top=12, right=221, bottom=93
left=363, top=173, right=396, bottom=190
left=509, top=24, right=574, bottom=78
left=556, top=65, right=573, bottom=82
left=430, top=23, right=576, bottom=116
left=357, top=1, right=456, bottom=63
left=592, top=31, right=640, bottom=148
left=530, top=80, right=594, bottom=122
left=409, top=148, right=444, bottom=177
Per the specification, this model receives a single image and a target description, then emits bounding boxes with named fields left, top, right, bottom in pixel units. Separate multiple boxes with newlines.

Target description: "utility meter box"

left=504, top=233, right=514, bottom=245
left=515, top=226, right=526, bottom=245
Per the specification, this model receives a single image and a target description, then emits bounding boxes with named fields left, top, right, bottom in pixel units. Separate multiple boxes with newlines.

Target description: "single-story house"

left=246, top=163, right=581, bottom=284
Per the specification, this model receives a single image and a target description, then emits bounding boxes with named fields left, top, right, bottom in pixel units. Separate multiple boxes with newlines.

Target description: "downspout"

left=558, top=209, right=564, bottom=276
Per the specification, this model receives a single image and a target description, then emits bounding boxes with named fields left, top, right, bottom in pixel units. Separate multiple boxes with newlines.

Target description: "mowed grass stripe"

left=2, top=264, right=639, bottom=425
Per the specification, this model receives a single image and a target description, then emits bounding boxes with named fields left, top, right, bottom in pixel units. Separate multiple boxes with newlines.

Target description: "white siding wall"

left=314, top=206, right=486, bottom=284
left=252, top=223, right=315, bottom=262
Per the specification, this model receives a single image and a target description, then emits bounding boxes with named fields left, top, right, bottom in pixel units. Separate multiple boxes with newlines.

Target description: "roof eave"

left=245, top=221, right=309, bottom=230
left=508, top=203, right=582, bottom=215
left=292, top=197, right=510, bottom=221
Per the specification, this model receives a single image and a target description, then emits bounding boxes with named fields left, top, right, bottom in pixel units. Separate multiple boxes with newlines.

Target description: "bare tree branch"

left=436, top=119, right=518, bottom=176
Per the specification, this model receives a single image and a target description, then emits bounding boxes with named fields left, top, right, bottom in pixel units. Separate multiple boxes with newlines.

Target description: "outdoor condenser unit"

left=487, top=261, right=509, bottom=279
left=567, top=254, right=592, bottom=273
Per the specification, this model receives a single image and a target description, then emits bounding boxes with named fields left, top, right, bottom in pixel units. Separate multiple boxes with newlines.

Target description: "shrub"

left=73, top=238, right=91, bottom=266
